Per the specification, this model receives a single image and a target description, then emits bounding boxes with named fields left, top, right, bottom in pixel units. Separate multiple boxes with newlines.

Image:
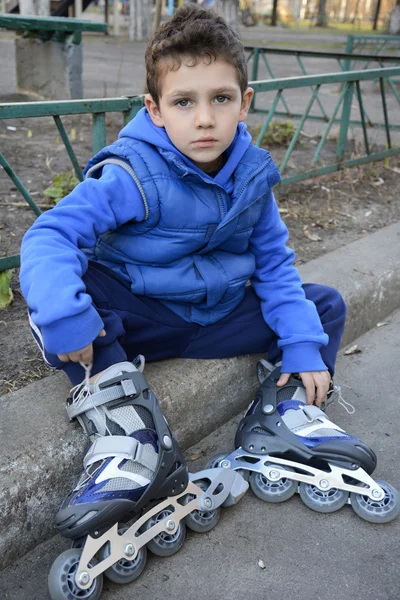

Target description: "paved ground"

left=1, top=307, right=399, bottom=600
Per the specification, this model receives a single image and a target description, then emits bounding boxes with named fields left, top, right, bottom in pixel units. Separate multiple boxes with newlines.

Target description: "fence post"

left=250, top=47, right=260, bottom=112
left=336, top=80, right=354, bottom=161
left=343, top=35, right=354, bottom=72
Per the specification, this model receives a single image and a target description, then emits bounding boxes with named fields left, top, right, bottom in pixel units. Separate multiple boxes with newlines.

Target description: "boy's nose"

left=194, top=104, right=215, bottom=128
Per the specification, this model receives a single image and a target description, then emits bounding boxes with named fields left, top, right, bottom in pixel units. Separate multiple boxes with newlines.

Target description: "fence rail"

left=1, top=66, right=400, bottom=272
left=245, top=45, right=400, bottom=118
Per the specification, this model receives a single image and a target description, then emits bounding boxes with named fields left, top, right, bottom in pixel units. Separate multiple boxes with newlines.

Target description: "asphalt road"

left=1, top=307, right=399, bottom=600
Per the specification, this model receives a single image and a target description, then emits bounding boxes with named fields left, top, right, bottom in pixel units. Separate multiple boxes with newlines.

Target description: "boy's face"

left=145, top=57, right=253, bottom=173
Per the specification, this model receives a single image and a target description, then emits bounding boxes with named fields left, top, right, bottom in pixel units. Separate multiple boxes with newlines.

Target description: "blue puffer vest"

left=84, top=137, right=281, bottom=325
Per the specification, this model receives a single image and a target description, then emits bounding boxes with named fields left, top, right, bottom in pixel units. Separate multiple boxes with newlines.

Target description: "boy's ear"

left=145, top=94, right=165, bottom=128
left=238, top=87, right=254, bottom=122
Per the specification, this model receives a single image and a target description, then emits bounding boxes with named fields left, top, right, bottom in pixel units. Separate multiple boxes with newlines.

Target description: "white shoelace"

left=324, top=384, right=355, bottom=414
left=69, top=362, right=112, bottom=436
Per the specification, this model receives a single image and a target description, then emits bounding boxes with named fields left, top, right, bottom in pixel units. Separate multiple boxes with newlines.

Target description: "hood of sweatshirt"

left=118, top=107, right=252, bottom=195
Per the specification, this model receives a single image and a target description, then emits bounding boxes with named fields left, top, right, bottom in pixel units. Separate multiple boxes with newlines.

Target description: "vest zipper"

left=235, top=161, right=269, bottom=201
left=216, top=188, right=226, bottom=218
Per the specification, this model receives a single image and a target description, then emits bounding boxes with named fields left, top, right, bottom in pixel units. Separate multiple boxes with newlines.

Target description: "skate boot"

left=55, top=359, right=188, bottom=541
left=48, top=358, right=248, bottom=600
left=207, top=361, right=399, bottom=524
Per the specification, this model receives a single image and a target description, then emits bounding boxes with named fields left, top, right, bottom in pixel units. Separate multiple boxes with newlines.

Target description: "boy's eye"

left=215, top=96, right=229, bottom=104
left=176, top=99, right=192, bottom=107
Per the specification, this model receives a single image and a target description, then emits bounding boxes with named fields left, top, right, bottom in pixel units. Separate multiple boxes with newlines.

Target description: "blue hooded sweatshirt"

left=20, top=108, right=328, bottom=373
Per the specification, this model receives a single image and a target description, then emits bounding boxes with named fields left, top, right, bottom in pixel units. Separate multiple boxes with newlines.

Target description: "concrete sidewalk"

left=1, top=305, right=399, bottom=600
left=1, top=222, right=400, bottom=573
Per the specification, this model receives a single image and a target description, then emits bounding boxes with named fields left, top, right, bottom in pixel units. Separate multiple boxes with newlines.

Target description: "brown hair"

left=145, top=4, right=248, bottom=105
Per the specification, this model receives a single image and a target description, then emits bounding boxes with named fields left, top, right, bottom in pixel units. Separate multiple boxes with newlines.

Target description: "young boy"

left=20, top=4, right=345, bottom=536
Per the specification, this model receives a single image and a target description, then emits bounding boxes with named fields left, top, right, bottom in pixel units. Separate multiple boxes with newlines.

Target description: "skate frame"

left=219, top=449, right=386, bottom=502
left=74, top=468, right=247, bottom=589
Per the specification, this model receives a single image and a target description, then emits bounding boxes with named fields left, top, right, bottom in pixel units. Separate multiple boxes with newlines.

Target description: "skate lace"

left=324, top=384, right=355, bottom=414
left=69, top=362, right=112, bottom=436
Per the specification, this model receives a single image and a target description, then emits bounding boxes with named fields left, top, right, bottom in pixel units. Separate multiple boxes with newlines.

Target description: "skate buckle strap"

left=83, top=436, right=158, bottom=472
left=67, top=371, right=148, bottom=421
left=282, top=404, right=325, bottom=430
left=302, top=405, right=326, bottom=421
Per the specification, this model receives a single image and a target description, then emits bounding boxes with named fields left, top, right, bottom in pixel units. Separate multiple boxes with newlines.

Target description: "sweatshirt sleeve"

left=20, top=164, right=145, bottom=355
left=248, top=190, right=328, bottom=374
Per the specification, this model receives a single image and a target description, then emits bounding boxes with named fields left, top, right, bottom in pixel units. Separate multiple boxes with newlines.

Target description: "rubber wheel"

left=184, top=480, right=221, bottom=533
left=48, top=548, right=103, bottom=600
left=205, top=452, right=231, bottom=469
left=97, top=527, right=147, bottom=584
left=143, top=509, right=186, bottom=557
left=249, top=465, right=297, bottom=503
left=299, top=482, right=349, bottom=513
left=205, top=451, right=250, bottom=482
left=350, top=480, right=400, bottom=523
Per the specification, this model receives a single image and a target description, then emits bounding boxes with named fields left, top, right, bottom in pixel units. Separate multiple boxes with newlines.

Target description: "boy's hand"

left=277, top=370, right=331, bottom=407
left=57, top=329, right=106, bottom=365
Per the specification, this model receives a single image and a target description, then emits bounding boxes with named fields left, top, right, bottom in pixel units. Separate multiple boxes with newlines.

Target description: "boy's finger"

left=302, top=375, right=316, bottom=405
left=57, top=353, right=70, bottom=363
left=315, top=384, right=326, bottom=406
left=277, top=373, right=290, bottom=386
left=98, top=329, right=106, bottom=337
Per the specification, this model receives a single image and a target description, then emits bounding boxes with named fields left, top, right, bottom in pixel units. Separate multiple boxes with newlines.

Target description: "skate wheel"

left=350, top=480, right=400, bottom=523
left=48, top=548, right=103, bottom=600
left=205, top=451, right=250, bottom=482
left=205, top=452, right=231, bottom=469
left=249, top=465, right=297, bottom=503
left=299, top=482, right=349, bottom=513
left=97, top=527, right=147, bottom=584
left=184, top=480, right=221, bottom=533
left=143, top=508, right=186, bottom=557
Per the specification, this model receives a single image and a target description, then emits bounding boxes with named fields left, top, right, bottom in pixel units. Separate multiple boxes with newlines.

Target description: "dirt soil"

left=1, top=114, right=400, bottom=395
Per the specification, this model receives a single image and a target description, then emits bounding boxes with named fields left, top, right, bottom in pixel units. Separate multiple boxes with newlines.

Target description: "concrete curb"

left=1, top=222, right=400, bottom=570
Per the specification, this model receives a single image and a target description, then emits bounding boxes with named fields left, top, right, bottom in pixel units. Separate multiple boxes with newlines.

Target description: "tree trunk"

left=316, top=0, right=328, bottom=27
left=215, top=0, right=240, bottom=32
left=372, top=0, right=382, bottom=30
left=19, top=0, right=49, bottom=15
left=128, top=0, right=152, bottom=40
left=153, top=0, right=163, bottom=32
left=388, top=0, right=400, bottom=34
left=271, top=0, right=279, bottom=26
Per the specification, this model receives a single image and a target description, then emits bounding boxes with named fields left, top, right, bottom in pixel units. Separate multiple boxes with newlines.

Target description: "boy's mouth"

left=192, top=137, right=217, bottom=148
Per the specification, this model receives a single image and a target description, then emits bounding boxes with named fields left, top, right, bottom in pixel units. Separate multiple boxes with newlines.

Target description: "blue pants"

left=32, top=262, right=346, bottom=385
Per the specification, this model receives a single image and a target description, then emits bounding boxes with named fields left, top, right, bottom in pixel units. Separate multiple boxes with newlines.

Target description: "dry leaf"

left=376, top=322, right=388, bottom=328
left=258, top=559, right=266, bottom=569
left=344, top=344, right=362, bottom=355
left=187, top=451, right=204, bottom=461
left=304, top=230, right=322, bottom=242
left=372, top=177, right=384, bottom=186
left=365, top=211, right=372, bottom=217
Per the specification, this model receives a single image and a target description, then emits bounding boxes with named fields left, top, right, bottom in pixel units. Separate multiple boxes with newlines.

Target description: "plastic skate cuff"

left=83, top=436, right=158, bottom=473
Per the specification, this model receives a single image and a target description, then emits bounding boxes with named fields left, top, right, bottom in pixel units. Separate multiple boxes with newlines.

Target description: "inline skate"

left=207, top=360, right=399, bottom=523
left=48, top=359, right=248, bottom=600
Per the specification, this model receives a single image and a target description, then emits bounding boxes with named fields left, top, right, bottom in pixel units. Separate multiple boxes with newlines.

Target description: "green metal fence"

left=345, top=34, right=400, bottom=59
left=0, top=96, right=144, bottom=271
left=1, top=66, right=400, bottom=272
left=344, top=34, right=400, bottom=75
left=245, top=45, right=400, bottom=119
